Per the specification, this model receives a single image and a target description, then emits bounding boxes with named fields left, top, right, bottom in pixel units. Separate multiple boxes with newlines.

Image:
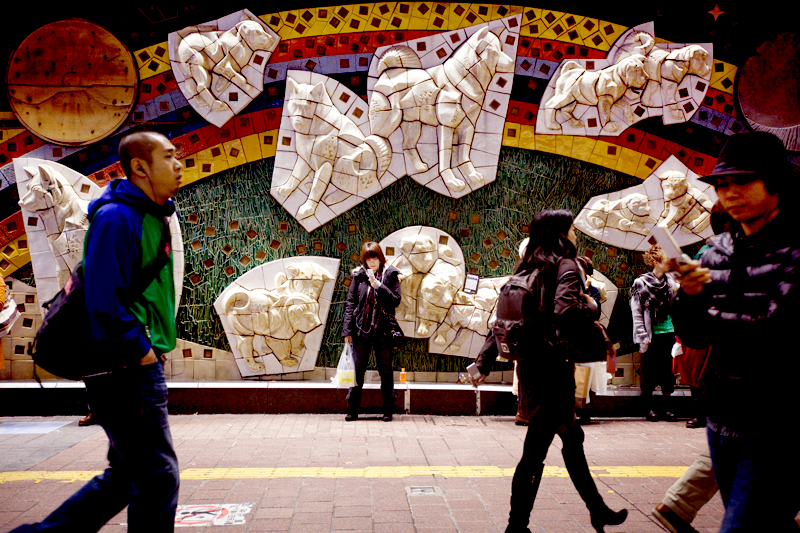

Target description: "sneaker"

left=78, top=413, right=98, bottom=426
left=652, top=503, right=699, bottom=533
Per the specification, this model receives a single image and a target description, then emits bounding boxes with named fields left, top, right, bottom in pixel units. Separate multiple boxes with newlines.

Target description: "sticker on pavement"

left=175, top=503, right=253, bottom=527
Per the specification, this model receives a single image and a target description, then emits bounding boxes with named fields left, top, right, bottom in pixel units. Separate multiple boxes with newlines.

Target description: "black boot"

left=346, top=386, right=361, bottom=421
left=505, top=463, right=543, bottom=533
left=560, top=425, right=627, bottom=532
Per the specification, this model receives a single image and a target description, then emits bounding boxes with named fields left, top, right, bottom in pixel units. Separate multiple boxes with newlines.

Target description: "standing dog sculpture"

left=369, top=27, right=514, bottom=192
left=542, top=54, right=647, bottom=132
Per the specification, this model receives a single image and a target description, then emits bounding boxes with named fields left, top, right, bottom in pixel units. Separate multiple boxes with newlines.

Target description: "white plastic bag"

left=333, top=344, right=355, bottom=389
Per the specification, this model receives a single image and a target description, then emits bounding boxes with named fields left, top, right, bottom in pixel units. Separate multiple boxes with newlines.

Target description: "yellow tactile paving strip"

left=0, top=466, right=688, bottom=483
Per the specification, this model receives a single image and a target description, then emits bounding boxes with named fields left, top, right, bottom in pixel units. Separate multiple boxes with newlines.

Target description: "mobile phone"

left=466, top=362, right=481, bottom=380
left=463, top=273, right=479, bottom=294
left=366, top=268, right=374, bottom=277
left=648, top=226, right=691, bottom=264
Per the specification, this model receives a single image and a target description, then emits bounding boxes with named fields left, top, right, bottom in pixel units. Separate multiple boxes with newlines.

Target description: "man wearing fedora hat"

left=670, top=131, right=799, bottom=532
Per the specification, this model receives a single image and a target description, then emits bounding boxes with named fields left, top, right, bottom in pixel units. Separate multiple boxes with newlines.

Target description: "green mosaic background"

left=174, top=146, right=646, bottom=373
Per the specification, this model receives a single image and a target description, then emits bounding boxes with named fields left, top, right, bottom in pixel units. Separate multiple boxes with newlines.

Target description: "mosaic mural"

left=0, top=3, right=794, bottom=380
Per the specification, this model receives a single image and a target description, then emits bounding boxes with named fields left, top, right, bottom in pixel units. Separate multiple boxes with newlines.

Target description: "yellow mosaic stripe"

left=133, top=4, right=629, bottom=69
left=710, top=60, right=737, bottom=94
left=135, top=41, right=171, bottom=81
left=0, top=235, right=33, bottom=278
left=0, top=466, right=689, bottom=483
left=502, top=122, right=660, bottom=180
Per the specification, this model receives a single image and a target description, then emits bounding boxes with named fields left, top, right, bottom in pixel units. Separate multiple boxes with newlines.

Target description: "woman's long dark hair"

left=515, top=209, right=576, bottom=273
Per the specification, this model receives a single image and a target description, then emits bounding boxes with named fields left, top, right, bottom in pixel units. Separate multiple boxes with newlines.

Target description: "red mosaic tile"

left=615, top=128, right=645, bottom=152
left=638, top=133, right=667, bottom=159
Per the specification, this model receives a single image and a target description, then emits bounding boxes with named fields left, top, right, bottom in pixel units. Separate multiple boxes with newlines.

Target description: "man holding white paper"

left=670, top=131, right=799, bottom=532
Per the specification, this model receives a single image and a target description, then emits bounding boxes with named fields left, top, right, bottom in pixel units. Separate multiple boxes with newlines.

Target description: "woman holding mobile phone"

left=473, top=210, right=627, bottom=532
left=631, top=244, right=679, bottom=422
left=342, top=241, right=402, bottom=421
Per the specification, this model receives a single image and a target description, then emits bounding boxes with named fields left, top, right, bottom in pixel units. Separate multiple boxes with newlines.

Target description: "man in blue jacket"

left=671, top=131, right=799, bottom=532
left=13, top=131, right=183, bottom=533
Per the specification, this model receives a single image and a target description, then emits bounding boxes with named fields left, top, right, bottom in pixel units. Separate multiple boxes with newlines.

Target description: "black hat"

left=699, top=131, right=789, bottom=185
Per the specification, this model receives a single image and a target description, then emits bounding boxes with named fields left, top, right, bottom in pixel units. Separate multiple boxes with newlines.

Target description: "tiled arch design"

left=0, top=4, right=750, bottom=279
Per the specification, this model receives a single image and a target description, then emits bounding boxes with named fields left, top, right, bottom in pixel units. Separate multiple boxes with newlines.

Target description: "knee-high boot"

left=505, top=462, right=544, bottom=533
left=560, top=424, right=627, bottom=532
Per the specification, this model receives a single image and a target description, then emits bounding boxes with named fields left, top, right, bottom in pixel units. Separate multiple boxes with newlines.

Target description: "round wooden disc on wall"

left=5, top=19, right=138, bottom=146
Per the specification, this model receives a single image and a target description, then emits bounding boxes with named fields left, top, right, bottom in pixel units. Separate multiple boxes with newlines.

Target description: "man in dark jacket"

left=12, top=131, right=183, bottom=533
left=671, top=131, right=799, bottom=532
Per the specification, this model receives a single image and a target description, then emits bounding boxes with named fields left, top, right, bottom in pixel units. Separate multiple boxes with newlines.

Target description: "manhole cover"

left=405, top=486, right=444, bottom=496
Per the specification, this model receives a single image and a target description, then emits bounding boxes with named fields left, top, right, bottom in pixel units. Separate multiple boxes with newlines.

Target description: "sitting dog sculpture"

left=275, top=78, right=390, bottom=219
left=18, top=164, right=89, bottom=287
left=369, top=27, right=514, bottom=192
left=658, top=170, right=713, bottom=233
left=542, top=54, right=647, bottom=132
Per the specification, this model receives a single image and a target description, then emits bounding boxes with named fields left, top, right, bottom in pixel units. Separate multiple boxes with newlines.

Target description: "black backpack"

left=491, top=269, right=549, bottom=360
left=33, top=216, right=171, bottom=382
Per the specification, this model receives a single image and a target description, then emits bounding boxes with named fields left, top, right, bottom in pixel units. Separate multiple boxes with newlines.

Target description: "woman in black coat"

left=343, top=241, right=402, bottom=421
left=474, top=210, right=627, bottom=533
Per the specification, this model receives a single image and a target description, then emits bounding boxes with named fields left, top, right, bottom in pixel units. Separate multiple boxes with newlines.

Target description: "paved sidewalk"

left=0, top=414, right=723, bottom=532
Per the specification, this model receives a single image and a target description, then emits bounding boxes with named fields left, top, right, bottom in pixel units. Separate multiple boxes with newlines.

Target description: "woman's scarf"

left=356, top=268, right=383, bottom=336
left=631, top=271, right=672, bottom=320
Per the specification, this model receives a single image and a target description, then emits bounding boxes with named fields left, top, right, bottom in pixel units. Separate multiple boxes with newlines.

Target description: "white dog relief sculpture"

left=169, top=9, right=279, bottom=128
left=14, top=158, right=185, bottom=313
left=380, top=226, right=618, bottom=358
left=538, top=22, right=712, bottom=135
left=574, top=156, right=717, bottom=251
left=541, top=54, right=648, bottom=133
left=271, top=73, right=390, bottom=232
left=585, top=193, right=657, bottom=237
left=273, top=17, right=520, bottom=232
left=368, top=22, right=517, bottom=196
left=17, top=164, right=90, bottom=290
left=214, top=258, right=338, bottom=377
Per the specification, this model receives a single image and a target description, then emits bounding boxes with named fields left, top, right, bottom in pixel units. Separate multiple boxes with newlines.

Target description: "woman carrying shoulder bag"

left=343, top=241, right=402, bottom=421
left=473, top=210, right=627, bottom=533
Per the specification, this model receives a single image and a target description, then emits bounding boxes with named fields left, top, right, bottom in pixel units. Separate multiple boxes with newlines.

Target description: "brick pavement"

left=0, top=414, right=725, bottom=532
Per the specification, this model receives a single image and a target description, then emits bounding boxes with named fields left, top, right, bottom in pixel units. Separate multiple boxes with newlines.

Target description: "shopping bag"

left=333, top=344, right=356, bottom=389
left=574, top=365, right=591, bottom=409
left=0, top=293, right=19, bottom=338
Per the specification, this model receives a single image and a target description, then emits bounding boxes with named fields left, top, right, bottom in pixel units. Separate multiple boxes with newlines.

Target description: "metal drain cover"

left=406, top=486, right=444, bottom=496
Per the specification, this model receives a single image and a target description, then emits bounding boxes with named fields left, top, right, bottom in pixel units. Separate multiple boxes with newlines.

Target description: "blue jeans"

left=708, top=424, right=799, bottom=532
left=12, top=361, right=179, bottom=533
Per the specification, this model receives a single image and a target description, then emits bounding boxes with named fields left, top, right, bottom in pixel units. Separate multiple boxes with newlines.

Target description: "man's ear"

left=130, top=157, right=149, bottom=178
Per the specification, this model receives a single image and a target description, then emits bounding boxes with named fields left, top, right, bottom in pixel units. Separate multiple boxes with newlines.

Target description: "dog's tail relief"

left=376, top=46, right=422, bottom=77
left=364, top=135, right=392, bottom=178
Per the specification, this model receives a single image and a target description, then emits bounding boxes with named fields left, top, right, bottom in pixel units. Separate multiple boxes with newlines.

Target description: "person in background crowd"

left=671, top=131, right=800, bottom=531
left=631, top=245, right=679, bottom=422
left=574, top=255, right=608, bottom=425
left=473, top=210, right=627, bottom=533
left=10, top=131, right=183, bottom=533
left=342, top=241, right=402, bottom=422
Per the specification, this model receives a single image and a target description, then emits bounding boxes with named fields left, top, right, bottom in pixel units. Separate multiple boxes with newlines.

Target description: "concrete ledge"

left=0, top=381, right=695, bottom=417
